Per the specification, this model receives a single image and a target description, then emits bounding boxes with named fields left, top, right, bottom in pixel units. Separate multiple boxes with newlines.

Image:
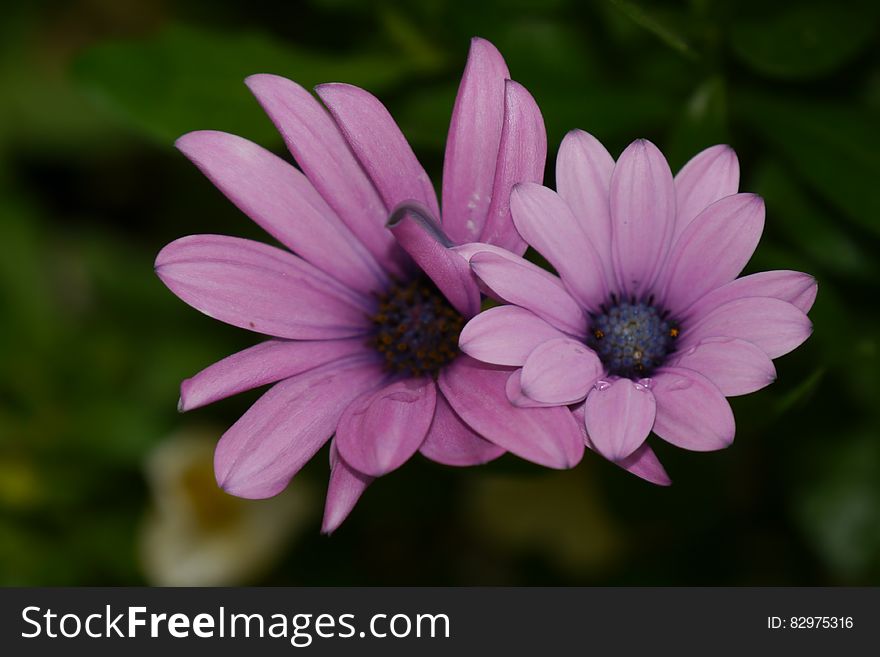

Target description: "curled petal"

left=336, top=378, right=437, bottom=477
left=387, top=202, right=481, bottom=318
left=459, top=306, right=568, bottom=366
left=520, top=338, right=604, bottom=405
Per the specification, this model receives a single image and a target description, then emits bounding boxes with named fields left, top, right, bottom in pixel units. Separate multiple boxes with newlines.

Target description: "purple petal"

left=650, top=366, right=735, bottom=451
left=459, top=306, right=568, bottom=366
left=322, top=441, right=373, bottom=534
left=660, top=193, right=765, bottom=314
left=683, top=270, right=818, bottom=320
left=505, top=369, right=559, bottom=408
left=682, top=297, right=812, bottom=359
left=387, top=203, right=481, bottom=318
left=180, top=338, right=367, bottom=412
left=469, top=249, right=586, bottom=336
left=555, top=129, right=616, bottom=282
left=671, top=336, right=776, bottom=397
left=511, top=182, right=608, bottom=309
left=520, top=338, right=604, bottom=405
left=479, top=80, right=547, bottom=254
left=609, top=139, right=676, bottom=297
left=583, top=379, right=656, bottom=461
left=419, top=392, right=505, bottom=466
left=215, top=357, right=384, bottom=499
left=176, top=130, right=387, bottom=295
left=316, top=83, right=440, bottom=218
left=673, top=144, right=740, bottom=239
left=441, top=38, right=509, bottom=244
left=573, top=403, right=672, bottom=485
left=439, top=356, right=584, bottom=469
left=155, top=235, right=371, bottom=339
left=336, top=377, right=437, bottom=477
left=245, top=75, right=408, bottom=278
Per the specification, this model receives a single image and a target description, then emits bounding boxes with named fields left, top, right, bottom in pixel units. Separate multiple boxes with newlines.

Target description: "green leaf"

left=73, top=24, right=416, bottom=145
left=730, top=3, right=878, bottom=80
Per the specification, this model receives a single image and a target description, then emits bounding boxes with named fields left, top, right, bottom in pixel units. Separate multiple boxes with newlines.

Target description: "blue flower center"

left=370, top=276, right=463, bottom=377
left=587, top=298, right=679, bottom=379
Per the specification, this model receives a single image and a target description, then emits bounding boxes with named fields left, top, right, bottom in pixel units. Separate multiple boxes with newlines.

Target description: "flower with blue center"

left=155, top=39, right=586, bottom=533
left=458, top=134, right=816, bottom=481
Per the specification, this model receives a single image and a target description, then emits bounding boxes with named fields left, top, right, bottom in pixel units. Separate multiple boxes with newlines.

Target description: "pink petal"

left=511, top=182, right=608, bottom=309
left=336, top=377, right=436, bottom=477
left=505, top=369, right=559, bottom=408
left=179, top=338, right=367, bottom=412
left=245, top=75, right=408, bottom=278
left=520, top=338, right=604, bottom=405
left=322, top=441, right=373, bottom=534
left=650, top=366, right=735, bottom=451
left=583, top=379, right=656, bottom=461
left=683, top=270, right=818, bottom=320
left=176, top=130, right=387, bottom=295
left=386, top=204, right=480, bottom=318
left=555, top=129, right=616, bottom=282
left=479, top=80, right=547, bottom=254
left=609, top=139, right=675, bottom=297
left=469, top=249, right=586, bottom=336
left=155, top=235, right=371, bottom=339
left=682, top=297, right=812, bottom=359
left=573, top=403, right=671, bottom=485
left=215, top=357, right=384, bottom=499
left=316, top=83, right=440, bottom=219
left=661, top=193, right=765, bottom=314
left=671, top=336, right=776, bottom=397
left=419, top=392, right=505, bottom=466
left=439, top=356, right=584, bottom=469
left=673, top=144, right=740, bottom=239
left=441, top=38, right=509, bottom=244
left=459, top=306, right=568, bottom=366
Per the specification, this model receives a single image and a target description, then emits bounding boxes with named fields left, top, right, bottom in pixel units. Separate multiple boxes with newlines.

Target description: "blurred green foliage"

left=1, top=0, right=879, bottom=585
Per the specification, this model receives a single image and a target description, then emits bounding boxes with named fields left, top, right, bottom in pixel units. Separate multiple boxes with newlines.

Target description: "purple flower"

left=155, top=39, right=584, bottom=533
left=458, top=133, right=816, bottom=481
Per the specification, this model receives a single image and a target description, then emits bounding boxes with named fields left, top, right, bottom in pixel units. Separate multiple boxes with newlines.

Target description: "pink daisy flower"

left=458, top=132, right=817, bottom=481
left=155, top=39, right=584, bottom=533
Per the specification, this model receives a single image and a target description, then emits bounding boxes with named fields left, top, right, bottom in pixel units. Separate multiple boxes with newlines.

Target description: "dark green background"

left=2, top=0, right=879, bottom=585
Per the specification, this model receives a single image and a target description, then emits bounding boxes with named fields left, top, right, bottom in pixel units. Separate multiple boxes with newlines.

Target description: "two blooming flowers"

left=156, top=38, right=816, bottom=532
